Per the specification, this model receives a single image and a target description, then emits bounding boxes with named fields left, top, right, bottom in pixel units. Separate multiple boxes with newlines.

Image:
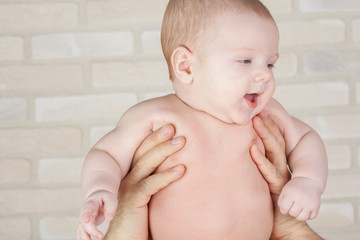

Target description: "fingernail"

left=159, top=125, right=170, bottom=136
left=173, top=165, right=184, bottom=172
left=171, top=137, right=181, bottom=144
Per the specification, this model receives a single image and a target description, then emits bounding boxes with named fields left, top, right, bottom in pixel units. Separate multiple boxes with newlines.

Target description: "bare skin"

left=250, top=114, right=323, bottom=240
left=79, top=10, right=327, bottom=240
left=103, top=115, right=323, bottom=240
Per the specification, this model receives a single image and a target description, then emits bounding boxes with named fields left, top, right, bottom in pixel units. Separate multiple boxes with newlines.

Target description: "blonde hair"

left=161, top=0, right=275, bottom=80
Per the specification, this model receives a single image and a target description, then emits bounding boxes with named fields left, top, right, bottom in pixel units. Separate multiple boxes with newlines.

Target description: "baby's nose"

left=254, top=67, right=272, bottom=83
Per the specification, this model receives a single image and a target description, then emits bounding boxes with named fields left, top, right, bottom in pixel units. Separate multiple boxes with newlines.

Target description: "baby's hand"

left=77, top=190, right=118, bottom=240
left=278, top=177, right=322, bottom=221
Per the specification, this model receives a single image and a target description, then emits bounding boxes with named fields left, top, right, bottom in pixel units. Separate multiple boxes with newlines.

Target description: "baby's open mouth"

left=244, top=93, right=258, bottom=109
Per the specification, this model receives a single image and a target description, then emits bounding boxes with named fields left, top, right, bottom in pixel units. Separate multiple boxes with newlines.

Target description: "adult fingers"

left=134, top=164, right=186, bottom=207
left=132, top=124, right=176, bottom=167
left=127, top=136, right=185, bottom=184
left=250, top=144, right=288, bottom=195
left=253, top=115, right=287, bottom=170
left=250, top=144, right=278, bottom=181
left=258, top=113, right=284, bottom=145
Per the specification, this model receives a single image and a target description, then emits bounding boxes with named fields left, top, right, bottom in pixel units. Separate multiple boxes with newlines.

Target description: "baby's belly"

left=149, top=144, right=273, bottom=240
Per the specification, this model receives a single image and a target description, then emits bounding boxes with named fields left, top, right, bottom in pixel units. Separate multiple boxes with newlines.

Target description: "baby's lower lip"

left=244, top=94, right=258, bottom=109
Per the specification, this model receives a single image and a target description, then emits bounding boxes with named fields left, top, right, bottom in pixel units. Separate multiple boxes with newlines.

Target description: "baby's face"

left=190, top=12, right=279, bottom=124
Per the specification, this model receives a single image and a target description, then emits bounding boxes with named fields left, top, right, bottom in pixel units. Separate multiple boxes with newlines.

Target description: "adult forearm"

left=271, top=223, right=323, bottom=240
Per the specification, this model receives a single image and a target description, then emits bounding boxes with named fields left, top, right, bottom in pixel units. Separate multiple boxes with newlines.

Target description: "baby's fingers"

left=82, top=222, right=103, bottom=240
left=77, top=226, right=91, bottom=240
left=297, top=209, right=311, bottom=221
left=103, top=194, right=118, bottom=221
left=80, top=200, right=99, bottom=223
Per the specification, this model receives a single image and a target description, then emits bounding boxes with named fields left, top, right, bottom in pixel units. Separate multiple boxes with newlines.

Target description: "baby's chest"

left=149, top=116, right=273, bottom=239
left=156, top=115, right=261, bottom=177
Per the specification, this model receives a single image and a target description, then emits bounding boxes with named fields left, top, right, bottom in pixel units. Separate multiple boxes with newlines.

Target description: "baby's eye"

left=238, top=59, right=252, bottom=64
left=267, top=63, right=275, bottom=69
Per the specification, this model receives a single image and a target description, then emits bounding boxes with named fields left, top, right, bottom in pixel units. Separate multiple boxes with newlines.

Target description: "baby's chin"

left=229, top=113, right=257, bottom=125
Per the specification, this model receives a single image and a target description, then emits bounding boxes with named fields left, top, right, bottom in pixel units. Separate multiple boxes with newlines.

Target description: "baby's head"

left=161, top=0, right=279, bottom=124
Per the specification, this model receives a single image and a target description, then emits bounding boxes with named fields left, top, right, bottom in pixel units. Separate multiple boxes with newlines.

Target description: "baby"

left=78, top=0, right=327, bottom=239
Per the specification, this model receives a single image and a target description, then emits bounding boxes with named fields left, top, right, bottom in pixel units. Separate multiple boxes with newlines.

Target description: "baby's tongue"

left=244, top=94, right=258, bottom=109
left=245, top=94, right=256, bottom=103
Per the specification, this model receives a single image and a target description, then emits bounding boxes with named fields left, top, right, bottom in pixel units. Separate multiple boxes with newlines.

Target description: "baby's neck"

left=172, top=93, right=250, bottom=126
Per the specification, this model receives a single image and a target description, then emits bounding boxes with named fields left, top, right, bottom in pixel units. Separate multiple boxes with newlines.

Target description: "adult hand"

left=103, top=124, right=185, bottom=240
left=250, top=113, right=323, bottom=240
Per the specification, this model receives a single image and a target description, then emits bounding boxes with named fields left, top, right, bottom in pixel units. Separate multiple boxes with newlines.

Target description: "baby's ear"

left=171, top=46, right=194, bottom=84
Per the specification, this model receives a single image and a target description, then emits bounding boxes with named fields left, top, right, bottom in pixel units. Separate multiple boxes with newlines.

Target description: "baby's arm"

left=265, top=99, right=327, bottom=221
left=79, top=101, right=156, bottom=240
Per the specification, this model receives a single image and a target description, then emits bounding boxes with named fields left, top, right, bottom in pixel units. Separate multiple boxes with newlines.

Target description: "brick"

left=38, top=158, right=83, bottom=184
left=262, top=0, right=292, bottom=14
left=142, top=30, right=162, bottom=56
left=0, top=128, right=82, bottom=158
left=35, top=94, right=137, bottom=122
left=0, top=189, right=81, bottom=214
left=0, top=217, right=31, bottom=240
left=274, top=82, right=349, bottom=109
left=0, top=3, right=78, bottom=30
left=323, top=173, right=360, bottom=198
left=39, top=216, right=109, bottom=240
left=304, top=51, right=360, bottom=75
left=90, top=126, right=114, bottom=146
left=40, top=216, right=77, bottom=239
left=320, top=231, right=360, bottom=240
left=86, top=0, right=167, bottom=27
left=278, top=20, right=345, bottom=46
left=0, top=159, right=31, bottom=184
left=0, top=37, right=24, bottom=61
left=353, top=19, right=360, bottom=42
left=273, top=54, right=297, bottom=78
left=305, top=114, right=360, bottom=139
left=0, top=64, right=84, bottom=96
left=299, top=0, right=360, bottom=12
left=32, top=32, right=133, bottom=59
left=309, top=203, right=354, bottom=229
left=0, top=98, right=27, bottom=122
left=325, top=145, right=351, bottom=170
left=92, top=61, right=169, bottom=88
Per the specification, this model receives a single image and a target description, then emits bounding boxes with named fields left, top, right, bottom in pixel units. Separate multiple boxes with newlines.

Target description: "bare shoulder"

left=264, top=98, right=288, bottom=115
left=264, top=98, right=313, bottom=152
left=116, top=94, right=179, bottom=129
left=262, top=98, right=290, bottom=134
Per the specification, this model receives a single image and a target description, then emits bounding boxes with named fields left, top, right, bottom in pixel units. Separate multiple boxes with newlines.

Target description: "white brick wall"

left=0, top=0, right=359, bottom=239
left=278, top=20, right=345, bottom=46
left=299, top=0, right=360, bottom=12
left=326, top=145, right=352, bottom=170
left=0, top=37, right=24, bottom=61
left=0, top=3, right=78, bottom=30
left=0, top=218, right=32, bottom=240
left=32, top=32, right=134, bottom=59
